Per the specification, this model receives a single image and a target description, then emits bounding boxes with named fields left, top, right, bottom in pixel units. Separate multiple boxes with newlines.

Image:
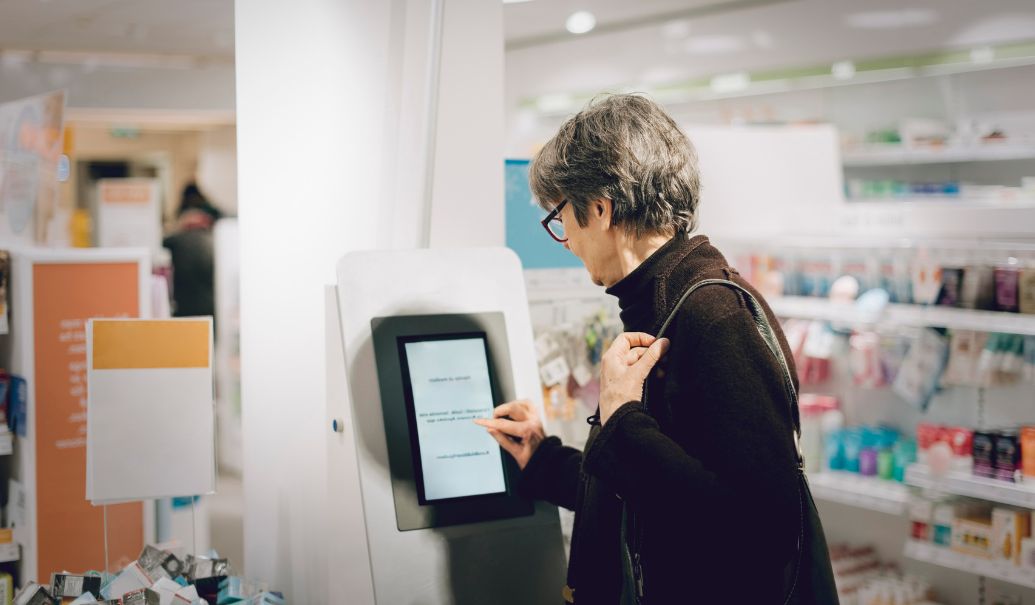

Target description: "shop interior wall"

left=235, top=0, right=502, bottom=601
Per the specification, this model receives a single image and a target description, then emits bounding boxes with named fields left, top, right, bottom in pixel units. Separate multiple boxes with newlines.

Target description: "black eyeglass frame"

left=540, top=199, right=569, bottom=243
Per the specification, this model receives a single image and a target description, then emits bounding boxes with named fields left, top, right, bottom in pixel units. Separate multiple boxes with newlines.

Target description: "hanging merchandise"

left=878, top=333, right=912, bottom=385
left=849, top=331, right=884, bottom=388
left=800, top=321, right=836, bottom=385
left=893, top=329, right=949, bottom=411
left=940, top=330, right=988, bottom=387
left=976, top=333, right=1026, bottom=387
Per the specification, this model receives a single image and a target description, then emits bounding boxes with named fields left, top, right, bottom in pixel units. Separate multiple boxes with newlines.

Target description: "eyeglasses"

left=540, top=199, right=568, bottom=243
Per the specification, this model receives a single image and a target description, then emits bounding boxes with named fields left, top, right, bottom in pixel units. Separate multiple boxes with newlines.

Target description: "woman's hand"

left=599, top=332, right=669, bottom=425
left=474, top=400, right=545, bottom=471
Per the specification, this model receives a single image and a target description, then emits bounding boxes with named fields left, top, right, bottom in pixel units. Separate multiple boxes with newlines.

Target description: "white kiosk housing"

left=326, top=247, right=566, bottom=604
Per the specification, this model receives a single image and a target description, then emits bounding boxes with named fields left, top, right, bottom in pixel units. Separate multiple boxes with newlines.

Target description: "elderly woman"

left=476, top=95, right=835, bottom=604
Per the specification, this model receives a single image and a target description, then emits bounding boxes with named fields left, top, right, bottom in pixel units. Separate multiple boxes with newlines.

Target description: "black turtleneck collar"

left=605, top=233, right=713, bottom=333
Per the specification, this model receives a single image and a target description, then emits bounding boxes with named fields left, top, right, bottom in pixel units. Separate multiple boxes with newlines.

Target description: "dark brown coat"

left=520, top=234, right=802, bottom=604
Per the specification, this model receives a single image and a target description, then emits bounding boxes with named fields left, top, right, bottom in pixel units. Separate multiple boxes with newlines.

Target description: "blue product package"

left=9, top=375, right=27, bottom=437
left=825, top=430, right=846, bottom=471
left=842, top=429, right=863, bottom=473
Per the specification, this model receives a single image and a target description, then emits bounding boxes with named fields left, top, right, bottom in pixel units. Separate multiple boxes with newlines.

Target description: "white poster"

left=97, top=178, right=162, bottom=249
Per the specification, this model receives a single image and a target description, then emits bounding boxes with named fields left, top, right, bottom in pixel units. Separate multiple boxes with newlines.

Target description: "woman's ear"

left=592, top=198, right=612, bottom=226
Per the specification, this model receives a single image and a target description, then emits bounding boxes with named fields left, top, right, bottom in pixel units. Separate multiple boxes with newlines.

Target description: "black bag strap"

left=624, top=278, right=804, bottom=605
left=647, top=278, right=801, bottom=446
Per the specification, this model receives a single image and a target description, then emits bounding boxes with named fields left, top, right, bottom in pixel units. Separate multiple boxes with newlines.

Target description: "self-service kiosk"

left=326, top=248, right=566, bottom=604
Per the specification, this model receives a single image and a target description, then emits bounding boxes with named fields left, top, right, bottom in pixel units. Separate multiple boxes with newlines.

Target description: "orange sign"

left=92, top=320, right=210, bottom=370
left=33, top=262, right=144, bottom=580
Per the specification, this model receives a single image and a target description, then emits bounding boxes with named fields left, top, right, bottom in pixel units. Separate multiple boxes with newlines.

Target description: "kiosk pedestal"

left=326, top=247, right=566, bottom=604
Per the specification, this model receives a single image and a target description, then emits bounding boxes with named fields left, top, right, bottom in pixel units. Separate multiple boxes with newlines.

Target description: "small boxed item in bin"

left=52, top=573, right=102, bottom=603
left=13, top=583, right=53, bottom=605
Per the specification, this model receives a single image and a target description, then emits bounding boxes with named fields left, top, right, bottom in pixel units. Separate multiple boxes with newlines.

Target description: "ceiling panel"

left=0, top=0, right=233, bottom=56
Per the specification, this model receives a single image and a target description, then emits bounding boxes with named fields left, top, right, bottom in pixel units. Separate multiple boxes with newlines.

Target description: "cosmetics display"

left=908, top=495, right=1034, bottom=571
left=916, top=422, right=1035, bottom=484
left=829, top=543, right=943, bottom=605
left=734, top=248, right=1035, bottom=312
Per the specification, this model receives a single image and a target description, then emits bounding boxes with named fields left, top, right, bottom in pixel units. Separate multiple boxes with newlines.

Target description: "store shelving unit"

left=842, top=144, right=1035, bottom=167
left=904, top=540, right=1035, bottom=589
left=768, top=296, right=1035, bottom=337
left=808, top=472, right=910, bottom=515
left=905, top=464, right=1035, bottom=508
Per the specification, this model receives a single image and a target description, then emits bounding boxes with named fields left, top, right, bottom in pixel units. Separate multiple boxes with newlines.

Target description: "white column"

left=234, top=0, right=502, bottom=601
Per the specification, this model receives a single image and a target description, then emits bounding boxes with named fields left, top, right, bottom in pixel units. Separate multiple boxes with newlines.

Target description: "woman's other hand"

left=599, top=332, right=669, bottom=425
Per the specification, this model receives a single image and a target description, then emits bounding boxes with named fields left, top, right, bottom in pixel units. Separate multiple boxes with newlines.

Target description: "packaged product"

left=952, top=517, right=994, bottom=558
left=991, top=508, right=1031, bottom=565
left=1019, top=269, right=1035, bottom=314
left=994, top=267, right=1021, bottom=312
left=1022, top=427, right=1035, bottom=479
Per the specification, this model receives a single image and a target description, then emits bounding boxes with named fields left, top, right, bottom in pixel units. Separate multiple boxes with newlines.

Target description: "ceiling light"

left=536, top=93, right=574, bottom=113
left=683, top=35, right=743, bottom=55
left=845, top=9, right=937, bottom=29
left=661, top=20, right=691, bottom=40
left=970, top=46, right=995, bottom=64
left=709, top=72, right=750, bottom=94
left=750, top=31, right=773, bottom=49
left=831, top=60, right=856, bottom=80
left=566, top=11, right=596, bottom=35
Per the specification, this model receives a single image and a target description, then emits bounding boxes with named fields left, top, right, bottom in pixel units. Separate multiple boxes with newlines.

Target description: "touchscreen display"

left=399, top=333, right=508, bottom=503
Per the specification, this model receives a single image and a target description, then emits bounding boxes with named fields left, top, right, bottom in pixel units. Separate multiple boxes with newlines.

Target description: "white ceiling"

left=505, top=0, right=1035, bottom=100
left=0, top=0, right=234, bottom=57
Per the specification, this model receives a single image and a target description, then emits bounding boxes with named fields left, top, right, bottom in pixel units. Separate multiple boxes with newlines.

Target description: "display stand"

left=328, top=247, right=566, bottom=605
left=6, top=247, right=155, bottom=586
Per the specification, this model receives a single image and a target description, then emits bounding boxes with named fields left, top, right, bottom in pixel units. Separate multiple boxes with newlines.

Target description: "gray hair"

left=529, top=93, right=701, bottom=236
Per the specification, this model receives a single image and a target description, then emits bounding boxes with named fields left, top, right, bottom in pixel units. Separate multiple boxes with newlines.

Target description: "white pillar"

left=234, top=1, right=502, bottom=601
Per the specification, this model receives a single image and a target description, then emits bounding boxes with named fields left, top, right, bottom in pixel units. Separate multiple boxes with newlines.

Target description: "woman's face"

left=559, top=199, right=621, bottom=287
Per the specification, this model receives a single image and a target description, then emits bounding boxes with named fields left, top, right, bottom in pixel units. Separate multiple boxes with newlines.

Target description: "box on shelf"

left=952, top=517, right=995, bottom=559
left=991, top=508, right=1031, bottom=565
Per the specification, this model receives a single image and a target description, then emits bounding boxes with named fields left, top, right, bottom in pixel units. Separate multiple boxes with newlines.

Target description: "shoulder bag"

left=619, top=278, right=840, bottom=605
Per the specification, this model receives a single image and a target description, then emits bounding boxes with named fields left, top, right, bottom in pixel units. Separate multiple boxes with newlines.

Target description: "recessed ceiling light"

left=683, top=35, right=743, bottom=55
left=751, top=31, right=773, bottom=49
left=661, top=20, right=691, bottom=40
left=845, top=9, right=937, bottom=29
left=710, top=72, right=750, bottom=94
left=566, top=11, right=596, bottom=35
left=970, top=46, right=995, bottom=64
left=831, top=60, right=856, bottom=80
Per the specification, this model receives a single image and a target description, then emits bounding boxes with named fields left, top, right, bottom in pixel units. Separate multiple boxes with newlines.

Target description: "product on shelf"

left=1022, top=428, right=1035, bottom=479
left=824, top=424, right=915, bottom=482
left=916, top=422, right=1035, bottom=483
left=909, top=495, right=1035, bottom=570
left=734, top=246, right=1035, bottom=316
left=829, top=543, right=942, bottom=605
left=992, top=508, right=1031, bottom=565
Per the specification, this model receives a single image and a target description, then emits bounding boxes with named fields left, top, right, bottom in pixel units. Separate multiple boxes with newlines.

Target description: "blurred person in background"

left=163, top=182, right=218, bottom=319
